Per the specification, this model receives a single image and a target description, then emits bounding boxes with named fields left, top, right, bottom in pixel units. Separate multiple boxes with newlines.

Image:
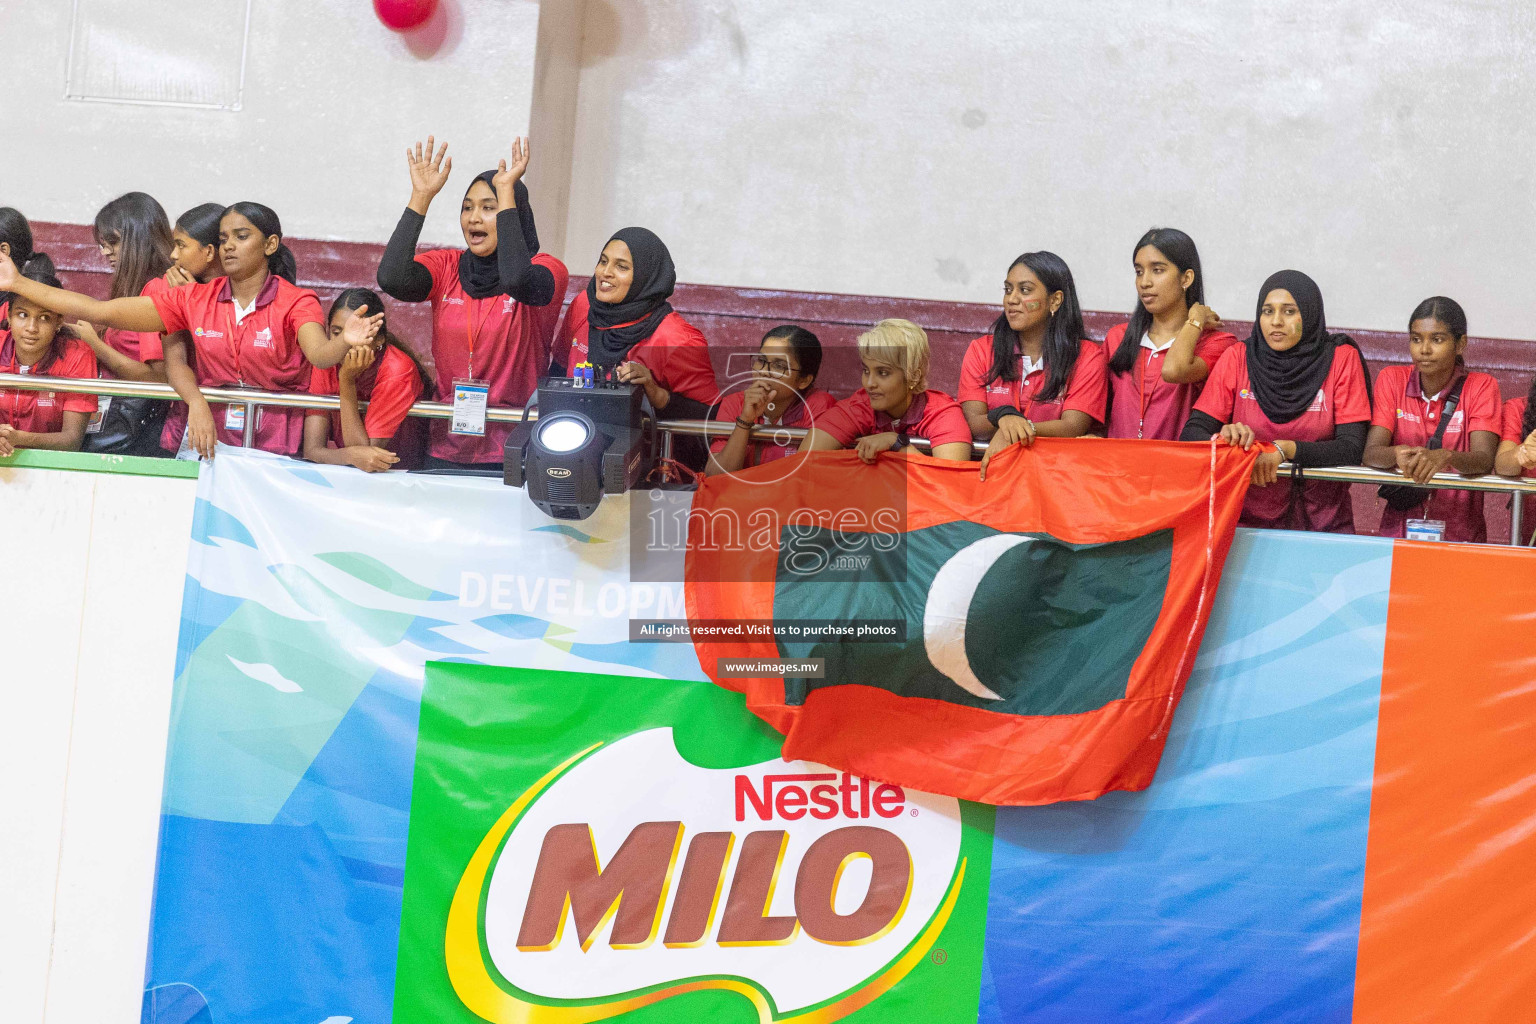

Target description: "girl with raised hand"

left=0, top=261, right=99, bottom=456
left=0, top=203, right=380, bottom=460
left=1104, top=228, right=1238, bottom=440
left=69, top=192, right=174, bottom=456
left=302, top=288, right=432, bottom=472
left=1181, top=270, right=1372, bottom=533
left=959, top=251, right=1108, bottom=480
left=1362, top=297, right=1500, bottom=542
left=1494, top=375, right=1536, bottom=544
left=799, top=318, right=972, bottom=463
left=376, top=135, right=569, bottom=471
left=706, top=325, right=836, bottom=476
left=557, top=225, right=719, bottom=470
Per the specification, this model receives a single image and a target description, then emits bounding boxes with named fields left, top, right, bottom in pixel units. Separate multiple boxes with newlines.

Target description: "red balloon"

left=374, top=0, right=437, bottom=31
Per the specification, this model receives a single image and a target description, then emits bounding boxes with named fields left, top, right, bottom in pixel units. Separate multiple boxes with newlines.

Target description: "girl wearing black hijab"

left=377, top=135, right=569, bottom=470
left=1181, top=270, right=1372, bottom=532
left=554, top=226, right=719, bottom=468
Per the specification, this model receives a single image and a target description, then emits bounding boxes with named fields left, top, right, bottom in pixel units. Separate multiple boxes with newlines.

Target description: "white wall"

left=562, top=0, right=1536, bottom=337
left=0, top=464, right=196, bottom=1024
left=0, top=0, right=553, bottom=250
left=6, top=0, right=1536, bottom=337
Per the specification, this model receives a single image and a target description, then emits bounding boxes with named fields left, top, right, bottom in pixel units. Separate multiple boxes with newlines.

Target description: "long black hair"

left=1523, top=376, right=1536, bottom=440
left=176, top=203, right=226, bottom=249
left=0, top=206, right=53, bottom=280
left=984, top=251, right=1085, bottom=404
left=1109, top=227, right=1205, bottom=375
left=94, top=192, right=173, bottom=300
left=761, top=324, right=822, bottom=386
left=1408, top=295, right=1468, bottom=368
left=327, top=288, right=435, bottom=399
left=223, top=202, right=297, bottom=283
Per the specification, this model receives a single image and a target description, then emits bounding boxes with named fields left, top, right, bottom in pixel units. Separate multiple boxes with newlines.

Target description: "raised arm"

left=492, top=137, right=557, bottom=307
left=1161, top=304, right=1222, bottom=384
left=296, top=305, right=383, bottom=369
left=0, top=252, right=164, bottom=332
left=377, top=136, right=452, bottom=302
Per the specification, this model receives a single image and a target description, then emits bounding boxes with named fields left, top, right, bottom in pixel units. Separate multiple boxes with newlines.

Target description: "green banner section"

left=395, top=665, right=995, bottom=1024
left=0, top=448, right=201, bottom=479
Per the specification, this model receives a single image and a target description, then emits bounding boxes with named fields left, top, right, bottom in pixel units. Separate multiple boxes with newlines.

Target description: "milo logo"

left=445, top=729, right=966, bottom=1021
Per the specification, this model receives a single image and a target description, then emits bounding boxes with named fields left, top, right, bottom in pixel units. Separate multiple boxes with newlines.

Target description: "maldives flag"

left=685, top=439, right=1261, bottom=805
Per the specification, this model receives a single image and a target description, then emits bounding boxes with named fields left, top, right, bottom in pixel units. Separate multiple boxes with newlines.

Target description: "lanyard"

left=1135, top=347, right=1161, bottom=439
left=463, top=296, right=491, bottom=380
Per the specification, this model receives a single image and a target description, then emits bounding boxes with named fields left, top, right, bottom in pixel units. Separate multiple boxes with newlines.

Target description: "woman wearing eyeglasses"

left=706, top=325, right=836, bottom=476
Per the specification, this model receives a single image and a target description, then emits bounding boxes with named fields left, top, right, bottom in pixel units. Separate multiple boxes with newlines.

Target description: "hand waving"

left=407, top=135, right=452, bottom=203
left=492, top=137, right=530, bottom=205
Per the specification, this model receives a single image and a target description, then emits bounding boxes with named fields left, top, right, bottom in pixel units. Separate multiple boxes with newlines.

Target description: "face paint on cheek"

left=1024, top=301, right=1042, bottom=312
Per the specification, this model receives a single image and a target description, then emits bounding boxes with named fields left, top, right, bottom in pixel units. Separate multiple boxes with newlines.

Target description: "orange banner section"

left=1354, top=542, right=1536, bottom=1024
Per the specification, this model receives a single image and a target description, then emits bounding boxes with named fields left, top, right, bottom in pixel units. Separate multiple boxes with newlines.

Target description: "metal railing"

left=4, top=372, right=1531, bottom=545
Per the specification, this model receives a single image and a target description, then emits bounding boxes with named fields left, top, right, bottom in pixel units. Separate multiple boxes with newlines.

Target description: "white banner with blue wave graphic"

left=145, top=450, right=704, bottom=1024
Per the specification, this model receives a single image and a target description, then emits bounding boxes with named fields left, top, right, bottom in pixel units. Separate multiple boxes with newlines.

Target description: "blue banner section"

left=980, top=531, right=1391, bottom=1023
left=145, top=451, right=1394, bottom=1024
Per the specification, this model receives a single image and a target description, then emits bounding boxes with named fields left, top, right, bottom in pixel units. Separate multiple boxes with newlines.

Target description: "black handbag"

left=81, top=394, right=170, bottom=456
left=1377, top=375, right=1465, bottom=512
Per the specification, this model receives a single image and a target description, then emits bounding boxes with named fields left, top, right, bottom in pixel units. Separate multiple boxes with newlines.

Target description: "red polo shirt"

left=559, top=292, right=719, bottom=409
left=709, top=387, right=838, bottom=466
left=815, top=388, right=972, bottom=449
left=1104, top=324, right=1240, bottom=440
left=150, top=275, right=323, bottom=455
left=1370, top=365, right=1501, bottom=543
left=957, top=335, right=1108, bottom=424
left=1501, top=397, right=1535, bottom=544
left=308, top=344, right=425, bottom=447
left=0, top=332, right=99, bottom=435
left=417, top=249, right=569, bottom=464
left=103, top=276, right=171, bottom=365
left=1195, top=344, right=1372, bottom=533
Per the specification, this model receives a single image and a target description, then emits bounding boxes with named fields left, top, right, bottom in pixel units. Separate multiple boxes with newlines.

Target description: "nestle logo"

left=735, top=772, right=905, bottom=822
left=545, top=467, right=572, bottom=478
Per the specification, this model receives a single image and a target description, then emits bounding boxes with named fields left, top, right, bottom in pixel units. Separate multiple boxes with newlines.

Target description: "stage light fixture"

left=505, top=377, right=656, bottom=520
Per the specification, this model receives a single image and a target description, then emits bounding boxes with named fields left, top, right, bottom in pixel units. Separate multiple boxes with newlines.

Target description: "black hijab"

left=585, top=227, right=676, bottom=368
left=1244, top=269, right=1363, bottom=424
left=457, top=171, right=540, bottom=300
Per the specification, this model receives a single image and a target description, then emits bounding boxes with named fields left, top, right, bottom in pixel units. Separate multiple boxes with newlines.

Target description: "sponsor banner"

left=142, top=449, right=1536, bottom=1024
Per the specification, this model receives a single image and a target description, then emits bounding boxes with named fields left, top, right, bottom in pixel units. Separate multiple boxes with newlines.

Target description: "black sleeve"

left=1293, top=421, right=1368, bottom=467
left=496, top=209, right=556, bottom=307
left=1180, top=409, right=1224, bottom=442
left=376, top=208, right=434, bottom=303
left=661, top=393, right=711, bottom=421
left=986, top=404, right=1023, bottom=427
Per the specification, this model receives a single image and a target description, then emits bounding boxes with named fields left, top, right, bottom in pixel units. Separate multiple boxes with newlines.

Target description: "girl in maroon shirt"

left=1104, top=228, right=1238, bottom=440
left=1362, top=297, right=1500, bottom=542
left=1182, top=270, right=1372, bottom=533
left=706, top=325, right=837, bottom=477
left=0, top=261, right=99, bottom=456
left=72, top=191, right=175, bottom=456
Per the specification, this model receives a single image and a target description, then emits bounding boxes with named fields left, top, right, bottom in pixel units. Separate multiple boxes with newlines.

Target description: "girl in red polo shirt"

left=800, top=318, right=972, bottom=463
left=707, top=325, right=837, bottom=477
left=1104, top=228, right=1238, bottom=440
left=69, top=192, right=174, bottom=456
left=0, top=262, right=98, bottom=456
left=1182, top=270, right=1372, bottom=533
left=557, top=225, right=719, bottom=470
left=157, top=203, right=227, bottom=453
left=959, top=251, right=1107, bottom=479
left=0, top=202, right=379, bottom=460
left=1362, top=297, right=1500, bottom=542
left=302, top=288, right=432, bottom=472
left=1495, top=377, right=1536, bottom=544
left=376, top=136, right=569, bottom=472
